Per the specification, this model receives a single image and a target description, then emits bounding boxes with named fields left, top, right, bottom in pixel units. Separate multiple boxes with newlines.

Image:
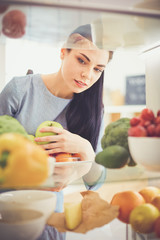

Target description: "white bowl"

left=0, top=190, right=56, bottom=221
left=128, top=136, right=160, bottom=171
left=0, top=209, right=46, bottom=240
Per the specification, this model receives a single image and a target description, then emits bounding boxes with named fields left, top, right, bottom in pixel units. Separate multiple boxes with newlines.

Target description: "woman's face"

left=60, top=40, right=110, bottom=95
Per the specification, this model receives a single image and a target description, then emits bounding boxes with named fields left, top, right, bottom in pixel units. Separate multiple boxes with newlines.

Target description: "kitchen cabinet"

left=0, top=1, right=160, bottom=239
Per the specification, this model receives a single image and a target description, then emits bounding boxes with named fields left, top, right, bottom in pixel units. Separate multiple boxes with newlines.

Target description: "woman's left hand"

left=34, top=126, right=95, bottom=161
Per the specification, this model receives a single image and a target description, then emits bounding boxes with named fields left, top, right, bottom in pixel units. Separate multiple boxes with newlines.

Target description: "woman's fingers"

left=34, top=126, right=64, bottom=143
left=34, top=134, right=62, bottom=144
left=39, top=126, right=65, bottom=134
left=46, top=148, right=62, bottom=154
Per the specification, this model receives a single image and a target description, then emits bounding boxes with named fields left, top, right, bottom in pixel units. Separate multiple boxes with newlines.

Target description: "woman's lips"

left=74, top=79, right=87, bottom=88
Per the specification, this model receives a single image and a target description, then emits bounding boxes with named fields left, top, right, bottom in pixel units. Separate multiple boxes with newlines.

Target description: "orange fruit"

left=154, top=216, right=160, bottom=238
left=110, top=190, right=145, bottom=223
left=55, top=153, right=73, bottom=162
left=151, top=194, right=160, bottom=211
left=139, top=186, right=160, bottom=203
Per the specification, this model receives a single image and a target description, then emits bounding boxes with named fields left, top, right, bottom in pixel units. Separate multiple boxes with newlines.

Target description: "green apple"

left=28, top=134, right=35, bottom=143
left=35, top=121, right=63, bottom=145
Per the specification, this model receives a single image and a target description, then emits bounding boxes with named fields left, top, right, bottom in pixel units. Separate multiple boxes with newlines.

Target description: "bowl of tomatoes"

left=128, top=108, right=160, bottom=171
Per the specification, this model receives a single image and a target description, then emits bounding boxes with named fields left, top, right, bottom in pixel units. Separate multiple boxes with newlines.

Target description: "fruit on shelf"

left=130, top=117, right=141, bottom=127
left=154, top=216, right=160, bottom=238
left=64, top=201, right=82, bottom=230
left=128, top=125, right=147, bottom=137
left=110, top=186, right=160, bottom=236
left=110, top=190, right=145, bottom=224
left=139, top=186, right=160, bottom=203
left=128, top=108, right=160, bottom=137
left=129, top=203, right=159, bottom=234
left=95, top=145, right=129, bottom=169
left=35, top=121, right=63, bottom=145
left=141, top=108, right=155, bottom=121
left=50, top=152, right=81, bottom=162
left=55, top=153, right=73, bottom=162
left=151, top=194, right=160, bottom=211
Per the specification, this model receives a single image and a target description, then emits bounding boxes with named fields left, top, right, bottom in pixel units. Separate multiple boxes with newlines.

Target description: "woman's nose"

left=81, top=68, right=92, bottom=80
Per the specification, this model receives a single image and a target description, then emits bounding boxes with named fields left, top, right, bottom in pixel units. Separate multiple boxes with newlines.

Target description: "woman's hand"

left=34, top=126, right=95, bottom=161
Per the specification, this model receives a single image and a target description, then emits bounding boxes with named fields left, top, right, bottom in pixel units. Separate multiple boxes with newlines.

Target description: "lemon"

left=64, top=202, right=82, bottom=230
left=129, top=203, right=160, bottom=234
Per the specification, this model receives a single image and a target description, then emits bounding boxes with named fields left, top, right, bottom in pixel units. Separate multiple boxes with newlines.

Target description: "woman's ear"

left=60, top=48, right=66, bottom=60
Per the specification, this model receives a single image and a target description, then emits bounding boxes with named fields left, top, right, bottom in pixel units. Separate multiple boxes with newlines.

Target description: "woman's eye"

left=78, top=58, right=85, bottom=64
left=95, top=68, right=103, bottom=73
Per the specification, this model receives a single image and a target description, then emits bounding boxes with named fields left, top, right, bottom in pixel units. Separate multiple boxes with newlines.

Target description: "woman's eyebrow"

left=79, top=53, right=106, bottom=68
left=97, top=64, right=106, bottom=68
left=80, top=53, right=90, bottom=62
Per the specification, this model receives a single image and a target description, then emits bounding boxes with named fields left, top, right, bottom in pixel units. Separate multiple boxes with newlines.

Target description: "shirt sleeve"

left=83, top=114, right=107, bottom=190
left=84, top=165, right=107, bottom=191
left=0, top=78, right=19, bottom=116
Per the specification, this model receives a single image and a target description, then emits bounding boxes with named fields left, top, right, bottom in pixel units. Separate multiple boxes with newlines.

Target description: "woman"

left=0, top=24, right=113, bottom=239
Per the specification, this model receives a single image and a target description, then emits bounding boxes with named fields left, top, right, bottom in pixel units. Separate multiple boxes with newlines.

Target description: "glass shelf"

left=0, top=0, right=160, bottom=51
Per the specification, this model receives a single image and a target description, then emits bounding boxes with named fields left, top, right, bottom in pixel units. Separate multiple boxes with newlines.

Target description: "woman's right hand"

left=34, top=126, right=95, bottom=161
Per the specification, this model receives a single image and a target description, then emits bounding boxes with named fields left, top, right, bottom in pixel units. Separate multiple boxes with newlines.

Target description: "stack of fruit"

left=110, top=186, right=160, bottom=237
left=128, top=108, right=160, bottom=137
left=128, top=108, right=160, bottom=170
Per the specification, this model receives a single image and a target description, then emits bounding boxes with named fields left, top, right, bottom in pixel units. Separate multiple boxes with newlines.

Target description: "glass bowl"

left=41, top=157, right=93, bottom=190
